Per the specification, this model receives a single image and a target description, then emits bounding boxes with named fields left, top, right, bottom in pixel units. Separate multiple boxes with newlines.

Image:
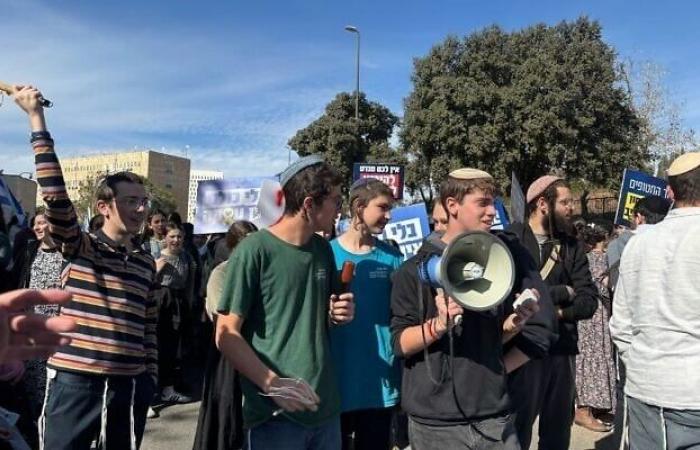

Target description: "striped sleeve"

left=32, top=134, right=82, bottom=258
left=145, top=279, right=159, bottom=379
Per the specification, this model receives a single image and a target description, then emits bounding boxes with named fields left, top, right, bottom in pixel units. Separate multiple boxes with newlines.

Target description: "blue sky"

left=1, top=0, right=698, bottom=178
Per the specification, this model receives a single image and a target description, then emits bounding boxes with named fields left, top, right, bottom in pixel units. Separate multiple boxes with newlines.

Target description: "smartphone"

left=513, top=288, right=538, bottom=309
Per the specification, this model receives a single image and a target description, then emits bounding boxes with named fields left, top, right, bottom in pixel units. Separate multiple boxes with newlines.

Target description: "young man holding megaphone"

left=390, top=168, right=558, bottom=450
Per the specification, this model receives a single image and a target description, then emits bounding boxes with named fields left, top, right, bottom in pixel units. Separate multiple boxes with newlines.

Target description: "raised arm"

left=14, top=86, right=82, bottom=258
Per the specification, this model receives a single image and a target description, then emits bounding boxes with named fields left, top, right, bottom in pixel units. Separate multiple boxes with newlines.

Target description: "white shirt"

left=610, top=207, right=700, bottom=409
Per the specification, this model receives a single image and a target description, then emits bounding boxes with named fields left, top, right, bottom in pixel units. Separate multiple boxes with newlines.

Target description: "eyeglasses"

left=116, top=197, right=152, bottom=209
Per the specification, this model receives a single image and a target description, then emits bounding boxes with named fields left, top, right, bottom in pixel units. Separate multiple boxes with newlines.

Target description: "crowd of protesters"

left=0, top=84, right=698, bottom=450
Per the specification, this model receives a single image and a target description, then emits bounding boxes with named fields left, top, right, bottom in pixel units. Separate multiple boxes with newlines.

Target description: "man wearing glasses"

left=13, top=85, right=158, bottom=450
left=506, top=175, right=598, bottom=450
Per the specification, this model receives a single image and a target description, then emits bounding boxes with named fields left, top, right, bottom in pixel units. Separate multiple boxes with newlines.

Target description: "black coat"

left=192, top=316, right=243, bottom=450
left=507, top=222, right=598, bottom=355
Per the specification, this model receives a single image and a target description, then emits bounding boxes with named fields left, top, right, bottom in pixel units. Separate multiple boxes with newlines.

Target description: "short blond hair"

left=439, top=176, right=496, bottom=212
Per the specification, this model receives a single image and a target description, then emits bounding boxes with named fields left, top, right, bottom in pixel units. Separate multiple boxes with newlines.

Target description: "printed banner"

left=614, top=169, right=668, bottom=226
left=491, top=197, right=510, bottom=231
left=194, top=177, right=273, bottom=234
left=337, top=203, right=430, bottom=261
left=379, top=203, right=430, bottom=260
left=352, top=163, right=405, bottom=199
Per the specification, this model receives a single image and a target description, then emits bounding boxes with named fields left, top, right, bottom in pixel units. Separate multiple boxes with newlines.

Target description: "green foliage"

left=143, top=179, right=177, bottom=216
left=288, top=92, right=400, bottom=190
left=401, top=17, right=645, bottom=201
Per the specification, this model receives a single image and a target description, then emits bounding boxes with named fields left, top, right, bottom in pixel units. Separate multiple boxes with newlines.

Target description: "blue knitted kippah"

left=279, top=155, right=325, bottom=187
left=349, top=177, right=376, bottom=192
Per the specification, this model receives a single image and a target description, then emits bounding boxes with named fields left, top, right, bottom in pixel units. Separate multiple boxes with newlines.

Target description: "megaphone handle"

left=436, top=288, right=462, bottom=328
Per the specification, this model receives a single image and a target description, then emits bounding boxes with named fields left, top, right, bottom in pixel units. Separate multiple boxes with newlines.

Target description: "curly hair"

left=283, top=163, right=343, bottom=215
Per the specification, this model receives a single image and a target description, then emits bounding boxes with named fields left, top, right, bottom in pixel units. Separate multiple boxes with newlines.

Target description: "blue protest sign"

left=194, top=177, right=273, bottom=234
left=336, top=203, right=430, bottom=260
left=614, top=169, right=668, bottom=226
left=380, top=203, right=430, bottom=260
left=491, top=197, right=510, bottom=231
left=352, top=163, right=405, bottom=199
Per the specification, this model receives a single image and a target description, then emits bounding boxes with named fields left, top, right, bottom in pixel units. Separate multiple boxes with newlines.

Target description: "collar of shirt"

left=666, top=206, right=700, bottom=220
left=94, top=229, right=146, bottom=255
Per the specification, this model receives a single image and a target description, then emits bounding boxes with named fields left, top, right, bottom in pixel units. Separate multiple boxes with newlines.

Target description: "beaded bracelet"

left=30, top=131, right=52, bottom=142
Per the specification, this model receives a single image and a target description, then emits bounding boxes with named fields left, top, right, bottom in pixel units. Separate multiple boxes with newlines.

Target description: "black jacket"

left=390, top=231, right=558, bottom=425
left=507, top=222, right=598, bottom=355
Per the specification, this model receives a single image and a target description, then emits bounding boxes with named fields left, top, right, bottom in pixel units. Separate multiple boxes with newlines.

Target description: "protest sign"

left=352, top=163, right=405, bottom=199
left=380, top=203, right=430, bottom=260
left=491, top=197, right=510, bottom=230
left=614, top=169, right=668, bottom=226
left=194, top=177, right=272, bottom=234
left=336, top=203, right=430, bottom=261
left=510, top=172, right=526, bottom=224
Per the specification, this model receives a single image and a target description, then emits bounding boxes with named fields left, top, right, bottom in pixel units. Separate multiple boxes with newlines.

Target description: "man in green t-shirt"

left=216, top=155, right=355, bottom=450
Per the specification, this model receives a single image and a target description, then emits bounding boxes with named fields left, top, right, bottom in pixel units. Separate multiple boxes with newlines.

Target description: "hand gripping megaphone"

left=418, top=231, right=516, bottom=312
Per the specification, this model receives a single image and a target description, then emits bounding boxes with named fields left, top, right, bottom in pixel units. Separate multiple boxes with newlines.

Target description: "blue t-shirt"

left=330, top=238, right=403, bottom=412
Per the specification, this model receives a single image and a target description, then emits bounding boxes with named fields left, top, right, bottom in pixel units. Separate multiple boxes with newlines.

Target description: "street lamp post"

left=344, top=25, right=360, bottom=121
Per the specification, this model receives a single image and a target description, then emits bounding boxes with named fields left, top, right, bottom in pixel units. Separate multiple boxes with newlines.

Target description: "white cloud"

left=0, top=0, right=355, bottom=180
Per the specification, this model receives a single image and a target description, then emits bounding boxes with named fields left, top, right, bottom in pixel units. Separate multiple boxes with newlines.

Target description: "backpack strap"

left=540, top=244, right=561, bottom=281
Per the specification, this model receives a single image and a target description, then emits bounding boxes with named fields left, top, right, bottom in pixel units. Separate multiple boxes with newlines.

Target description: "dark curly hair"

left=580, top=220, right=612, bottom=248
left=283, top=163, right=343, bottom=215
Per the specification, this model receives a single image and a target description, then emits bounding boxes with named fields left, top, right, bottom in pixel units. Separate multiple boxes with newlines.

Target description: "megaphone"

left=418, top=231, right=516, bottom=311
left=255, top=179, right=286, bottom=228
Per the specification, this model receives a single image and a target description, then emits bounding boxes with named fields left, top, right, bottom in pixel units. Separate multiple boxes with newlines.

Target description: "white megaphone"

left=255, top=179, right=286, bottom=228
left=418, top=231, right=516, bottom=312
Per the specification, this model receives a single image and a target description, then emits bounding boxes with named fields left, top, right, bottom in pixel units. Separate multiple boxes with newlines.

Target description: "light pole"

left=344, top=25, right=360, bottom=121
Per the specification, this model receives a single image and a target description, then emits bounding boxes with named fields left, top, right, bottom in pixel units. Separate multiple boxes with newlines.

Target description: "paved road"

left=142, top=401, right=623, bottom=450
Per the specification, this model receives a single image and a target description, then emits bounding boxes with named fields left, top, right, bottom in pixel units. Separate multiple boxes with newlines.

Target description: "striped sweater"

left=33, top=133, right=158, bottom=378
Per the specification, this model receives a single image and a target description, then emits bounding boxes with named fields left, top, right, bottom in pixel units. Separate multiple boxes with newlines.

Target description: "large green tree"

left=401, top=17, right=645, bottom=204
left=288, top=92, right=404, bottom=190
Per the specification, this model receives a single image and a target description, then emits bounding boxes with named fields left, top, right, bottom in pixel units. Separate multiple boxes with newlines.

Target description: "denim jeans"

left=245, top=416, right=341, bottom=450
left=408, top=415, right=519, bottom=450
left=41, top=369, right=155, bottom=450
left=627, top=396, right=700, bottom=450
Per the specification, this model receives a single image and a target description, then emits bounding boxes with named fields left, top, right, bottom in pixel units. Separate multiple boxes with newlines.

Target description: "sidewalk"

left=142, top=402, right=622, bottom=450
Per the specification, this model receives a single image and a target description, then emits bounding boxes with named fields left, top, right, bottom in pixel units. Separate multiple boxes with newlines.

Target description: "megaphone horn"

left=418, top=231, right=516, bottom=312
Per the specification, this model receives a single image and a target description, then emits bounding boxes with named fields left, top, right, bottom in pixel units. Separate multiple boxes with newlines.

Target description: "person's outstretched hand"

left=0, top=289, right=76, bottom=363
left=12, top=84, right=48, bottom=131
